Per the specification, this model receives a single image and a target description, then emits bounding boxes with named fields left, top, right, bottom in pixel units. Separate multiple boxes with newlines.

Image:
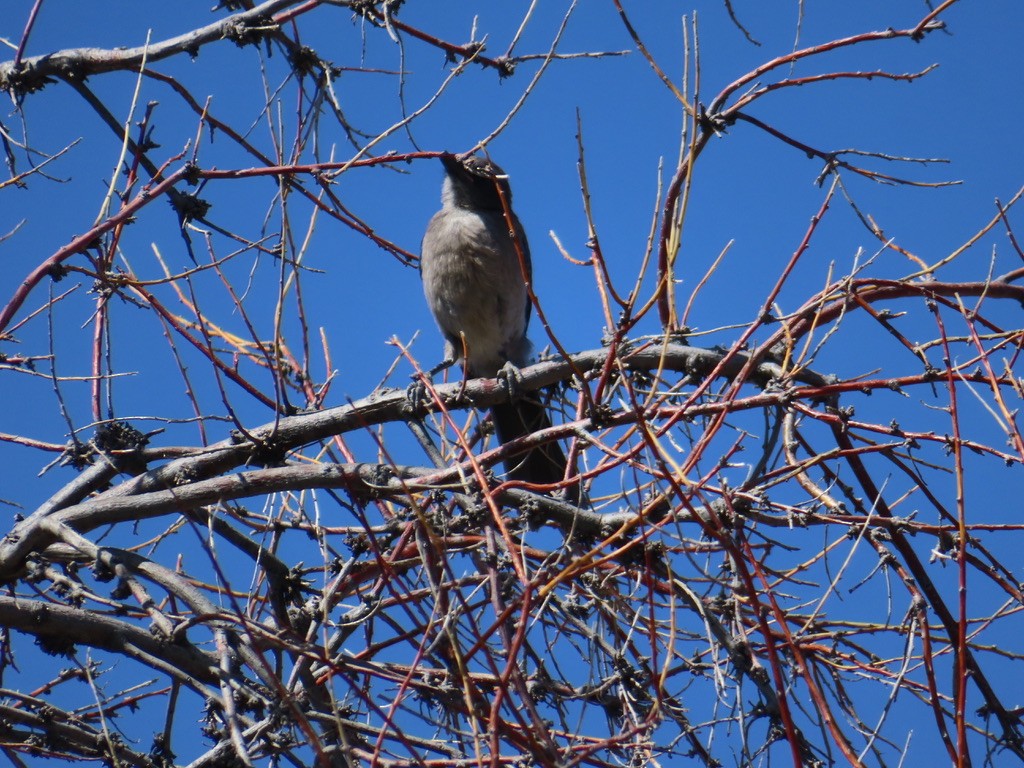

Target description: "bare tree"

left=1, top=1, right=1022, bottom=766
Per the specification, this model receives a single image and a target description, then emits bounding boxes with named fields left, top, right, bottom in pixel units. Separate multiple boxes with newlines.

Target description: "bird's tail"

left=490, top=397, right=575, bottom=501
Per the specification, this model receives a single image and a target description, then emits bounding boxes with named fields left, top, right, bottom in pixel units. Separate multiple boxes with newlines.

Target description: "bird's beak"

left=439, top=152, right=464, bottom=177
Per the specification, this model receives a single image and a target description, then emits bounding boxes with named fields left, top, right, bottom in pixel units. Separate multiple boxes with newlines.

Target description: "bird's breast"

left=421, top=208, right=531, bottom=373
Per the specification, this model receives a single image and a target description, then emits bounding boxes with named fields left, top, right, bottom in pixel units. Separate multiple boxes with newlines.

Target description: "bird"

left=420, top=152, right=570, bottom=495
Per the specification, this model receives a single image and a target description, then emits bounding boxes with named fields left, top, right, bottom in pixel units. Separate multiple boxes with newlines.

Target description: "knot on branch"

left=816, top=153, right=840, bottom=186
left=697, top=104, right=730, bottom=135
left=362, top=463, right=396, bottom=499
left=349, top=0, right=377, bottom=18
left=93, top=421, right=150, bottom=475
left=93, top=421, right=149, bottom=454
left=518, top=495, right=549, bottom=530
left=911, top=20, right=946, bottom=42
left=36, top=632, right=78, bottom=659
left=457, top=41, right=486, bottom=64
left=0, top=61, right=56, bottom=99
left=168, top=189, right=211, bottom=224
left=181, top=161, right=202, bottom=186
left=46, top=262, right=70, bottom=282
left=587, top=401, right=616, bottom=429
left=59, top=438, right=96, bottom=471
left=232, top=433, right=287, bottom=467
left=351, top=0, right=406, bottom=23
left=492, top=55, right=516, bottom=79
left=279, top=565, right=312, bottom=607
left=223, top=14, right=276, bottom=48
left=288, top=46, right=331, bottom=78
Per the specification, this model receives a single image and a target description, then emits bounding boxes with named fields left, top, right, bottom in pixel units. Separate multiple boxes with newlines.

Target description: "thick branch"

left=0, top=0, right=304, bottom=94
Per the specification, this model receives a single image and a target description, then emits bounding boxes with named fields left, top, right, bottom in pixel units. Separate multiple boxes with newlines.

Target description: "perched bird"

left=420, top=153, right=569, bottom=494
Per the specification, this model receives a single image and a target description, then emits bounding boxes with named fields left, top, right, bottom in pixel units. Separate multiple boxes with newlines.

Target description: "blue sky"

left=7, top=0, right=1022, bottom=502
left=3, top=1, right=1024, bottom=764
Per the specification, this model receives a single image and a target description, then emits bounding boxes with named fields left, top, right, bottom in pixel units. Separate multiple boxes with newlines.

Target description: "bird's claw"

left=408, top=357, right=463, bottom=412
left=406, top=377, right=429, bottom=413
left=496, top=361, right=525, bottom=401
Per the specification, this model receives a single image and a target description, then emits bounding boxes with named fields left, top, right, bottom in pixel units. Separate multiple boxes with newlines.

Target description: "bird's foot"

left=406, top=376, right=429, bottom=414
left=496, top=360, right=525, bottom=401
